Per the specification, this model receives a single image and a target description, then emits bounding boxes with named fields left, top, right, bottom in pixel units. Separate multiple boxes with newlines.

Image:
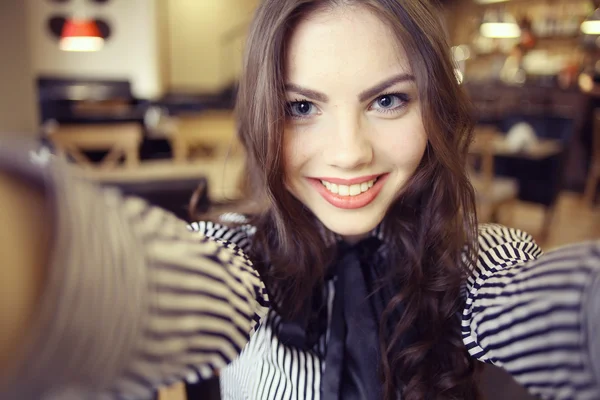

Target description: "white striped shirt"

left=0, top=139, right=599, bottom=400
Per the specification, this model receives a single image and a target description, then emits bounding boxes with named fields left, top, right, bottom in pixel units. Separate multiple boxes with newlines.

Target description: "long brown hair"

left=234, top=0, right=480, bottom=399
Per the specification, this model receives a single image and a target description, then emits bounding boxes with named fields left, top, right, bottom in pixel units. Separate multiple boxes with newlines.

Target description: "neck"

left=341, top=233, right=369, bottom=245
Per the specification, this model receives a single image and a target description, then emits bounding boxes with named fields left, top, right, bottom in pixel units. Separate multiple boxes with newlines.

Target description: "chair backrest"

left=46, top=123, right=143, bottom=169
left=171, top=111, right=239, bottom=162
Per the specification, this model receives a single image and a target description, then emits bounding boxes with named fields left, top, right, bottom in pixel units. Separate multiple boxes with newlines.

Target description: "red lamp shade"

left=60, top=19, right=104, bottom=52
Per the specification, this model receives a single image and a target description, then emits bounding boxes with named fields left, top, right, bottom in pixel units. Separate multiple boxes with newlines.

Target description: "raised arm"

left=0, top=139, right=269, bottom=399
left=463, top=224, right=600, bottom=399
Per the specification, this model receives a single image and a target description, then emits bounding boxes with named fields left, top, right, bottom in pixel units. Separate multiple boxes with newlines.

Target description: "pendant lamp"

left=480, top=9, right=521, bottom=39
left=581, top=7, right=600, bottom=35
left=60, top=18, right=104, bottom=52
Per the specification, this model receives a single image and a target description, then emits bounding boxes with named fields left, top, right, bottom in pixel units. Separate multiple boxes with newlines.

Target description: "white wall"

left=0, top=1, right=37, bottom=135
left=2, top=0, right=260, bottom=129
left=156, top=0, right=171, bottom=95
left=166, top=0, right=260, bottom=93
left=26, top=0, right=164, bottom=99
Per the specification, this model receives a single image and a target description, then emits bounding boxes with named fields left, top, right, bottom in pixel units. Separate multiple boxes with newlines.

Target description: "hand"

left=0, top=172, right=49, bottom=373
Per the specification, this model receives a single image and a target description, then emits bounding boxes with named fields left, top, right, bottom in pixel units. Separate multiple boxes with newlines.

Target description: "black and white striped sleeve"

left=0, top=139, right=270, bottom=399
left=188, top=217, right=256, bottom=255
left=463, top=224, right=600, bottom=399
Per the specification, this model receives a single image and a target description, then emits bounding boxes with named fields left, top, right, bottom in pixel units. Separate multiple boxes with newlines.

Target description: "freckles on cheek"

left=282, top=139, right=308, bottom=184
left=284, top=131, right=312, bottom=165
left=385, top=134, right=427, bottom=166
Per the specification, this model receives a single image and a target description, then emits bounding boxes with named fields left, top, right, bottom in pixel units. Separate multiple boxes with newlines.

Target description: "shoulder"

left=187, top=213, right=256, bottom=255
left=473, top=223, right=543, bottom=275
left=477, top=223, right=540, bottom=252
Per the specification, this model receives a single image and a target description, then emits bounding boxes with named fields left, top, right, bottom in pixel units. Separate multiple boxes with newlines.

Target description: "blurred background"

left=1, top=0, right=599, bottom=399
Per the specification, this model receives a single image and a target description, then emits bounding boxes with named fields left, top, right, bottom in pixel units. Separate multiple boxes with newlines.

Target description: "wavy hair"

left=234, top=0, right=481, bottom=398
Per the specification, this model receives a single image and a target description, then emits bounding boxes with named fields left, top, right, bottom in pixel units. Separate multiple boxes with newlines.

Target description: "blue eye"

left=287, top=100, right=316, bottom=118
left=370, top=93, right=409, bottom=113
left=377, top=95, right=394, bottom=108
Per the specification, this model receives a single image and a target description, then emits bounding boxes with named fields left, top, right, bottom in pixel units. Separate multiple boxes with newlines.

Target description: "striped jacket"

left=0, top=140, right=598, bottom=400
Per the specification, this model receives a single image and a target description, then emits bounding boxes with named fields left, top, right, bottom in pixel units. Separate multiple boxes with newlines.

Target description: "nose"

left=326, top=116, right=373, bottom=170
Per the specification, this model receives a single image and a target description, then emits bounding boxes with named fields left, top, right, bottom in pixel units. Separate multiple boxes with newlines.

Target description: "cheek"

left=283, top=127, right=310, bottom=178
left=283, top=124, right=321, bottom=171
left=378, top=122, right=428, bottom=167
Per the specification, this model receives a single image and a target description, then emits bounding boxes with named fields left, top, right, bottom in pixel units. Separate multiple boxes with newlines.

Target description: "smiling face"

left=283, top=5, right=428, bottom=242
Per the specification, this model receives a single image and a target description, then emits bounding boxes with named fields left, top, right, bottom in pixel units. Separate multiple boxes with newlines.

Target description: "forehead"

left=285, top=6, right=411, bottom=86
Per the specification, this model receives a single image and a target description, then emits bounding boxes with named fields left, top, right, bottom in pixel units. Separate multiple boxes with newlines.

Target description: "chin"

left=316, top=209, right=385, bottom=241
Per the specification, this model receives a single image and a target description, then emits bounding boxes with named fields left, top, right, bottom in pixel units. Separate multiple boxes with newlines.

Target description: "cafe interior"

left=1, top=0, right=600, bottom=399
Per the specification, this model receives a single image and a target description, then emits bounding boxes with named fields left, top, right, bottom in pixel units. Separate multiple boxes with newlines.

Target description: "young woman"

left=0, top=0, right=599, bottom=399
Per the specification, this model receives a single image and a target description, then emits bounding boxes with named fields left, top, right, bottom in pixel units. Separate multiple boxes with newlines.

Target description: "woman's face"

left=283, top=6, right=428, bottom=241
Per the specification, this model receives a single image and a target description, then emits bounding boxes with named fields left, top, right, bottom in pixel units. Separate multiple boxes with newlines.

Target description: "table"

left=469, top=126, right=565, bottom=238
left=71, top=157, right=245, bottom=202
left=469, top=130, right=563, bottom=160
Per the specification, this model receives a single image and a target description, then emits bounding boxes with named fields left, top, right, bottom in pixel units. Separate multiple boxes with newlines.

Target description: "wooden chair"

left=46, top=123, right=143, bottom=169
left=469, top=127, right=519, bottom=224
left=170, top=111, right=240, bottom=163
left=584, top=109, right=600, bottom=206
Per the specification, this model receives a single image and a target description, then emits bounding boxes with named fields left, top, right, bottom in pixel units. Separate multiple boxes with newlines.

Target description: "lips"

left=308, top=173, right=388, bottom=209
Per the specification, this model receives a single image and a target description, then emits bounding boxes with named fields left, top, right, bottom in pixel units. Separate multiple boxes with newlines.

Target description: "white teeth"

left=321, top=178, right=377, bottom=197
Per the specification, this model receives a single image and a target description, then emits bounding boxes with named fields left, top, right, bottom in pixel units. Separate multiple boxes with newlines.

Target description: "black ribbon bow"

left=278, top=237, right=388, bottom=400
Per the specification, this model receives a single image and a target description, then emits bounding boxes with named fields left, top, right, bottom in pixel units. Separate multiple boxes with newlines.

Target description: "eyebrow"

left=358, top=73, right=415, bottom=102
left=284, top=84, right=329, bottom=102
left=284, top=73, right=415, bottom=104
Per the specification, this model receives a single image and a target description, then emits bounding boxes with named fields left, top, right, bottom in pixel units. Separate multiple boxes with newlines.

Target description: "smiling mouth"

left=319, top=177, right=379, bottom=197
left=308, top=174, right=388, bottom=210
